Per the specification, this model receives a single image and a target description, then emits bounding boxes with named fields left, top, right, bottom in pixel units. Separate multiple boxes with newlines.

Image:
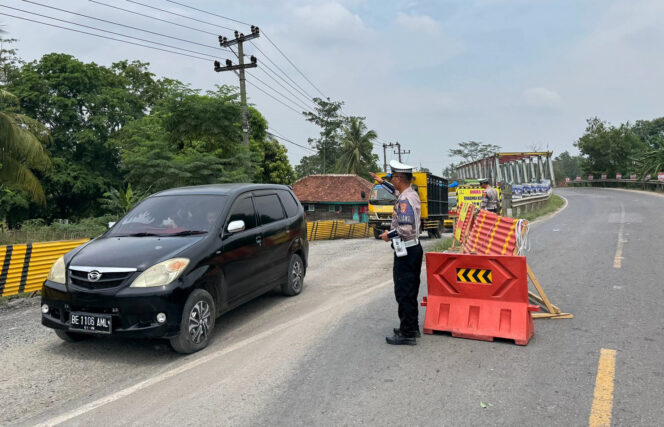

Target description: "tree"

left=632, top=117, right=664, bottom=177
left=442, top=162, right=460, bottom=179
left=336, top=116, right=379, bottom=179
left=575, top=117, right=644, bottom=176
left=7, top=54, right=164, bottom=218
left=448, top=141, right=501, bottom=163
left=553, top=151, right=582, bottom=180
left=99, top=183, right=147, bottom=216
left=0, top=89, right=51, bottom=203
left=298, top=97, right=345, bottom=176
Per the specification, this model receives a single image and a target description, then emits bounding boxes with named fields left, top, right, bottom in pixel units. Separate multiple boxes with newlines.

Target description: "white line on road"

left=613, top=203, right=626, bottom=269
left=37, top=278, right=394, bottom=427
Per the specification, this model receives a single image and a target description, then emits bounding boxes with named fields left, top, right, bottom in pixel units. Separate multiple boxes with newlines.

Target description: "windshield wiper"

left=116, top=232, right=161, bottom=237
left=167, top=230, right=208, bottom=236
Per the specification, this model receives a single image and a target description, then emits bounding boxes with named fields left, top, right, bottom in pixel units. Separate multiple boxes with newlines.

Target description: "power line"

left=125, top=0, right=235, bottom=31
left=0, top=11, right=212, bottom=61
left=156, top=1, right=327, bottom=99
left=245, top=73, right=310, bottom=115
left=4, top=5, right=220, bottom=60
left=248, top=70, right=314, bottom=114
left=249, top=41, right=314, bottom=100
left=255, top=66, right=317, bottom=111
left=267, top=130, right=315, bottom=152
left=261, top=31, right=327, bottom=99
left=245, top=79, right=304, bottom=116
left=88, top=0, right=218, bottom=37
left=165, top=0, right=251, bottom=26
left=125, top=0, right=317, bottom=106
left=23, top=0, right=229, bottom=54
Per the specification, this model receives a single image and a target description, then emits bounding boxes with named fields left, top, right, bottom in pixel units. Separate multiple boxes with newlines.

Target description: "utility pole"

left=216, top=26, right=260, bottom=146
left=382, top=142, right=395, bottom=172
left=394, top=142, right=410, bottom=163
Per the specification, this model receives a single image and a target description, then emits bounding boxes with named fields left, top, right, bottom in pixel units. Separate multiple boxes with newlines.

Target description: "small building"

left=292, top=174, right=373, bottom=222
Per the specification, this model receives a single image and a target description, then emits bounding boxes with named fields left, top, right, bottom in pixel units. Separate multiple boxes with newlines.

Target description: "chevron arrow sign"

left=456, top=268, right=493, bottom=284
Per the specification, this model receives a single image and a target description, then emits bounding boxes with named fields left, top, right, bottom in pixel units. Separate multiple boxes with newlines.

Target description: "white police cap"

left=389, top=159, right=414, bottom=174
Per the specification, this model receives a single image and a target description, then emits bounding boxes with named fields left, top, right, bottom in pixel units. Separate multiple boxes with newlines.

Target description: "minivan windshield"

left=108, top=195, right=227, bottom=237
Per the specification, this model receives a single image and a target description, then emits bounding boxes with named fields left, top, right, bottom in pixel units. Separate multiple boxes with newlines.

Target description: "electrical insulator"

left=214, top=60, right=220, bottom=68
left=225, top=59, right=232, bottom=67
left=250, top=56, right=257, bottom=64
left=234, top=30, right=239, bottom=39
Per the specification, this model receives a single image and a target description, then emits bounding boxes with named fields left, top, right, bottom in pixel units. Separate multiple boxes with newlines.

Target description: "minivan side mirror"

left=227, top=220, right=245, bottom=234
left=108, top=221, right=116, bottom=229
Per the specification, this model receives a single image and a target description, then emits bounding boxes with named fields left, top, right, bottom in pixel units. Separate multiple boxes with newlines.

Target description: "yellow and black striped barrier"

left=0, top=239, right=89, bottom=297
left=306, top=220, right=373, bottom=241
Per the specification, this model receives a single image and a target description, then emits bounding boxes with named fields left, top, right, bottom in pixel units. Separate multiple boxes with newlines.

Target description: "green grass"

left=0, top=216, right=115, bottom=245
left=0, top=290, right=40, bottom=307
left=516, top=194, right=565, bottom=222
left=428, top=237, right=454, bottom=253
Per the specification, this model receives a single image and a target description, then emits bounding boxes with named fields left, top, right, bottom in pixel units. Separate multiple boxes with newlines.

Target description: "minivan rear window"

left=254, top=194, right=285, bottom=225
left=278, top=190, right=300, bottom=218
left=109, top=195, right=227, bottom=237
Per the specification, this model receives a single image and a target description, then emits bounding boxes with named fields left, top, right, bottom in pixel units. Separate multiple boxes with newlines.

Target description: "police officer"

left=370, top=160, right=423, bottom=346
left=479, top=178, right=500, bottom=213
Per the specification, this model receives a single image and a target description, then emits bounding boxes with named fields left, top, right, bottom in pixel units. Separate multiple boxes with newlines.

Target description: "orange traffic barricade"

left=422, top=252, right=540, bottom=345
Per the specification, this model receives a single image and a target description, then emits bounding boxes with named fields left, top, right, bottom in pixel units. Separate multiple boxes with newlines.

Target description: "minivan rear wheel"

left=170, top=289, right=216, bottom=354
left=282, top=253, right=304, bottom=296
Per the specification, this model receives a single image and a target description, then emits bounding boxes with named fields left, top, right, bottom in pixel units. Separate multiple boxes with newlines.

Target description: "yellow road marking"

left=613, top=204, right=625, bottom=269
left=589, top=348, right=617, bottom=427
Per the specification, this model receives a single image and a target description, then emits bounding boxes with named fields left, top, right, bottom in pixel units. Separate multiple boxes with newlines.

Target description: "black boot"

left=393, top=328, right=421, bottom=338
left=386, top=331, right=416, bottom=345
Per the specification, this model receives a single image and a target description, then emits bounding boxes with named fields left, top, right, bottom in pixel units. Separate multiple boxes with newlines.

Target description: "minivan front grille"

left=69, top=267, right=136, bottom=290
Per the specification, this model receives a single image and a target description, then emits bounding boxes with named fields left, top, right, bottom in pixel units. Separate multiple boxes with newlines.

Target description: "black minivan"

left=41, top=184, right=308, bottom=353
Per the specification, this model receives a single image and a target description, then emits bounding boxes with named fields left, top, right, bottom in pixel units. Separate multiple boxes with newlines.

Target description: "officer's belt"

left=403, top=239, right=419, bottom=248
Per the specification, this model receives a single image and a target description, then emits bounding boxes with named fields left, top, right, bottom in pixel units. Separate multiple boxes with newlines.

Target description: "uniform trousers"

left=393, top=243, right=423, bottom=337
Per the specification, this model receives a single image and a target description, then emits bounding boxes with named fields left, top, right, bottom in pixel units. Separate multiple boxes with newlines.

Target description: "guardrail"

left=0, top=239, right=89, bottom=297
left=306, top=220, right=372, bottom=241
left=565, top=179, right=664, bottom=191
left=503, top=190, right=552, bottom=217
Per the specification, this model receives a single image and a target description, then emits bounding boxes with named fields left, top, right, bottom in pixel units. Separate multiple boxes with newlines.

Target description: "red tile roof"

left=292, top=174, right=373, bottom=203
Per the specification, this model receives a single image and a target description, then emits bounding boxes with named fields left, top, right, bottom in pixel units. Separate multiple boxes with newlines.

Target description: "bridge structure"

left=455, top=151, right=556, bottom=187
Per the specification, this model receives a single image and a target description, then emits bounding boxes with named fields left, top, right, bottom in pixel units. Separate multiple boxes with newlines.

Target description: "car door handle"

left=256, top=236, right=263, bottom=245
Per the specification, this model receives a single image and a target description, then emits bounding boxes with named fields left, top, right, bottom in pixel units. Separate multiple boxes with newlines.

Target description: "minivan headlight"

left=130, top=258, right=189, bottom=288
left=47, top=256, right=66, bottom=284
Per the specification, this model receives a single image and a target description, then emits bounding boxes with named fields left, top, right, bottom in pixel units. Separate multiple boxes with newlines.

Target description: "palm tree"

left=337, top=116, right=377, bottom=177
left=634, top=138, right=664, bottom=179
left=0, top=89, right=51, bottom=204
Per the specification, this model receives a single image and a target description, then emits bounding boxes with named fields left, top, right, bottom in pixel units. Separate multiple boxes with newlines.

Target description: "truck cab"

left=368, top=172, right=448, bottom=239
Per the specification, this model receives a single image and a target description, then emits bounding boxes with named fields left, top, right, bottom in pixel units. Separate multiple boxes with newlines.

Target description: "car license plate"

left=69, top=312, right=112, bottom=334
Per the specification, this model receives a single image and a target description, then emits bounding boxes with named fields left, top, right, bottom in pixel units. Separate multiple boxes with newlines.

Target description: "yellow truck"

left=368, top=172, right=449, bottom=239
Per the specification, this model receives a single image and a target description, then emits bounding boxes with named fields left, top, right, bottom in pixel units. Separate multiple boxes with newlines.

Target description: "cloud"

left=522, top=87, right=563, bottom=110
left=395, top=12, right=440, bottom=36
left=290, top=2, right=373, bottom=44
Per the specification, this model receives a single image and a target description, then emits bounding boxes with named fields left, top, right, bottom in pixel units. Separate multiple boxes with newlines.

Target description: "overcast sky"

left=2, top=0, right=663, bottom=173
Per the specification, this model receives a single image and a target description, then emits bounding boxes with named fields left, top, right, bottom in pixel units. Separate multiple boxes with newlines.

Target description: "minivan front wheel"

left=282, top=253, right=304, bottom=296
left=170, top=289, right=216, bottom=354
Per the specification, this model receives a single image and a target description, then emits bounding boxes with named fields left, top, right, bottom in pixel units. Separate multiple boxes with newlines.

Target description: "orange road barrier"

left=451, top=202, right=475, bottom=250
left=0, top=239, right=90, bottom=297
left=437, top=208, right=572, bottom=320
left=422, top=252, right=539, bottom=345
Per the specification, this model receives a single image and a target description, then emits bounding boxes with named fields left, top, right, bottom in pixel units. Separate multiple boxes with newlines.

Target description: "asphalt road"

left=1, top=187, right=663, bottom=426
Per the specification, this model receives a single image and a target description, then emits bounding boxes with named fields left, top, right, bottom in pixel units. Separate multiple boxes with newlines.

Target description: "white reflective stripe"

left=69, top=266, right=138, bottom=273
